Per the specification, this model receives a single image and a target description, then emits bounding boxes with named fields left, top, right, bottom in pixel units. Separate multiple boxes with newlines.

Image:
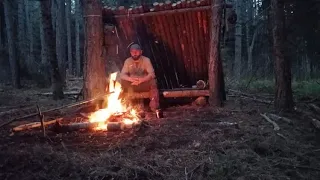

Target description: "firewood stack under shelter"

left=103, top=0, right=232, bottom=99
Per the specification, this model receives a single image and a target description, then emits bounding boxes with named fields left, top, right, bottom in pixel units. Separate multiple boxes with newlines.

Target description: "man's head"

left=129, top=44, right=143, bottom=60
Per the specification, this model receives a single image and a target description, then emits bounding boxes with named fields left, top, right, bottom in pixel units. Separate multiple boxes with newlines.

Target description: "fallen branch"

left=294, top=107, right=320, bottom=130
left=12, top=118, right=62, bottom=132
left=311, top=118, right=320, bottom=129
left=52, top=121, right=101, bottom=133
left=260, top=113, right=280, bottom=131
left=51, top=120, right=141, bottom=133
left=275, top=163, right=320, bottom=172
left=39, top=91, right=81, bottom=96
left=309, top=103, right=320, bottom=114
left=0, top=92, right=114, bottom=128
left=240, top=96, right=272, bottom=104
left=276, top=133, right=288, bottom=141
left=229, top=89, right=273, bottom=99
left=267, top=113, right=292, bottom=124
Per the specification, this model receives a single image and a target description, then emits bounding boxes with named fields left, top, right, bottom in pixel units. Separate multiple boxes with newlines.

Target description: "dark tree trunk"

left=4, top=0, right=21, bottom=88
left=208, top=0, right=224, bottom=107
left=56, top=0, right=67, bottom=84
left=83, top=0, right=106, bottom=100
left=66, top=0, right=73, bottom=75
left=40, top=0, right=64, bottom=100
left=271, top=0, right=294, bottom=111
left=75, top=0, right=82, bottom=76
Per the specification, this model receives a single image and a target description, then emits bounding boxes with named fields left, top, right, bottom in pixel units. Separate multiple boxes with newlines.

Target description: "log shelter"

left=102, top=0, right=231, bottom=99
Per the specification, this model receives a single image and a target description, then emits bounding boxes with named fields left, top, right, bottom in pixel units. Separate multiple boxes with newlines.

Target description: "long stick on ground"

left=294, top=107, right=320, bottom=130
left=0, top=92, right=114, bottom=128
left=260, top=113, right=280, bottom=131
left=12, top=118, right=62, bottom=132
left=267, top=113, right=292, bottom=124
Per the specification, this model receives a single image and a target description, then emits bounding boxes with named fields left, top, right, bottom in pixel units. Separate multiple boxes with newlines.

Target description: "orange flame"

left=88, top=72, right=139, bottom=130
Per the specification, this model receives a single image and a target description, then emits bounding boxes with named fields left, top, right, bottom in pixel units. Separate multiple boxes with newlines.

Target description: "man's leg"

left=121, top=79, right=160, bottom=111
left=136, top=79, right=160, bottom=112
left=149, top=80, right=160, bottom=112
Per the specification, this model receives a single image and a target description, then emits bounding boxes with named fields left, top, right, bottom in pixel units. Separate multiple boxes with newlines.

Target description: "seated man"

left=120, top=44, right=160, bottom=112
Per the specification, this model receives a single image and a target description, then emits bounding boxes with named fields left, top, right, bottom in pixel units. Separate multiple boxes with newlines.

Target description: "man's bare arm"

left=120, top=61, right=133, bottom=82
left=141, top=58, right=156, bottom=82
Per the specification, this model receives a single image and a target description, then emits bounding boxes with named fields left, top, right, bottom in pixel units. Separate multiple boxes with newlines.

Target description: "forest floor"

left=0, top=79, right=320, bottom=180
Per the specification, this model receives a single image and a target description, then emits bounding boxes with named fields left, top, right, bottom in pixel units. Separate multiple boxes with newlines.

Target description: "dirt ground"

left=0, top=81, right=320, bottom=180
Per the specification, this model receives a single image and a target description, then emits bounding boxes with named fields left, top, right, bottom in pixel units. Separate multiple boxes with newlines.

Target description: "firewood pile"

left=6, top=106, right=145, bottom=138
left=102, top=0, right=233, bottom=89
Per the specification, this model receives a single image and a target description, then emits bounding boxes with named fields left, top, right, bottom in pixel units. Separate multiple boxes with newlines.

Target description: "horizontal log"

left=39, top=91, right=81, bottom=96
left=12, top=118, right=62, bottom=132
left=0, top=92, right=115, bottom=128
left=112, top=4, right=232, bottom=19
left=52, top=120, right=140, bottom=133
left=126, top=89, right=209, bottom=99
left=53, top=121, right=100, bottom=132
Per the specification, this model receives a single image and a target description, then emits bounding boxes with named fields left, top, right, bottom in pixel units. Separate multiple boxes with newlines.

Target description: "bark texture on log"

left=40, top=0, right=64, bottom=99
left=125, top=89, right=210, bottom=99
left=271, top=0, right=294, bottom=111
left=83, top=0, right=107, bottom=100
left=208, top=0, right=223, bottom=107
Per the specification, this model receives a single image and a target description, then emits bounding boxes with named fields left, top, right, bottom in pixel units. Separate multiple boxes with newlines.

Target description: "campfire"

left=9, top=72, right=142, bottom=134
left=87, top=72, right=141, bottom=131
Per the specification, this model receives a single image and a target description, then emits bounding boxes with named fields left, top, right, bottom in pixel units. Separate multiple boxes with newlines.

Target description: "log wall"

left=102, top=0, right=230, bottom=89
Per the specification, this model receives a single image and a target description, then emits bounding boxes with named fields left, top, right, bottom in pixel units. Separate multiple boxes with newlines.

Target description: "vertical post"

left=208, top=0, right=224, bottom=107
left=271, top=0, right=294, bottom=111
left=36, top=105, right=46, bottom=137
left=83, top=0, right=107, bottom=100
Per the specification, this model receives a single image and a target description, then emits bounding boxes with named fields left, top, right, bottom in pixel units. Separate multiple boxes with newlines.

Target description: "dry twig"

left=294, top=107, right=320, bottom=130
left=309, top=103, right=320, bottom=114
left=267, top=113, right=292, bottom=124
left=260, top=113, right=280, bottom=131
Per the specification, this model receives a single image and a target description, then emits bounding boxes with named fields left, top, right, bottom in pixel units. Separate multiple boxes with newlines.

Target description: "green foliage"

left=236, top=79, right=320, bottom=98
left=292, top=80, right=320, bottom=98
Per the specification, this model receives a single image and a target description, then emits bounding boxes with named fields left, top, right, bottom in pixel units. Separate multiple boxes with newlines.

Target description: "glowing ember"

left=88, top=72, right=140, bottom=130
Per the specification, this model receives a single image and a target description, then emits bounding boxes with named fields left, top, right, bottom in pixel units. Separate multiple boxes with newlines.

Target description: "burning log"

left=0, top=92, right=115, bottom=128
left=106, top=122, right=124, bottom=131
left=52, top=121, right=101, bottom=132
left=52, top=119, right=141, bottom=133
